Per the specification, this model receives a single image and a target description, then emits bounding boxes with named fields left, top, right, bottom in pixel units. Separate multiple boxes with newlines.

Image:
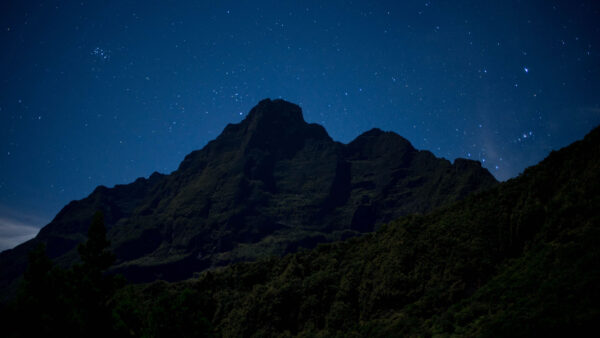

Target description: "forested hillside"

left=110, top=125, right=600, bottom=336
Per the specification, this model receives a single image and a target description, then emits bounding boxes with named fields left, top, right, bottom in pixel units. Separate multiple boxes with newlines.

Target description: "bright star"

left=524, top=67, right=529, bottom=73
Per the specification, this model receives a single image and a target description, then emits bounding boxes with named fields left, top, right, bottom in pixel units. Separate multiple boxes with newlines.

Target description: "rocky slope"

left=0, top=99, right=497, bottom=298
left=119, top=124, right=600, bottom=337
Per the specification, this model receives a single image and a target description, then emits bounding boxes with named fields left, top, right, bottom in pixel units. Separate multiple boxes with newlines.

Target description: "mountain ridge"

left=0, top=98, right=497, bottom=300
left=127, top=124, right=600, bottom=336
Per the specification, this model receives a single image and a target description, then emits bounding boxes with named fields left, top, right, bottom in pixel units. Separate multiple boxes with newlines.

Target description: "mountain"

left=0, top=99, right=496, bottom=299
left=116, top=125, right=600, bottom=337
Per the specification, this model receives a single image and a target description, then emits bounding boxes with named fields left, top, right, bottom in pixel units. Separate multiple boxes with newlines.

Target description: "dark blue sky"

left=1, top=0, right=599, bottom=250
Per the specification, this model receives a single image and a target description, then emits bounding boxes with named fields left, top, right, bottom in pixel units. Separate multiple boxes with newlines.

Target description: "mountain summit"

left=0, top=99, right=497, bottom=297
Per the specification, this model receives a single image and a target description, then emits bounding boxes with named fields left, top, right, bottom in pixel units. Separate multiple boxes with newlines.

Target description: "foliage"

left=113, top=125, right=600, bottom=336
left=4, top=212, right=130, bottom=337
left=112, top=283, right=214, bottom=337
left=3, top=119, right=599, bottom=336
left=4, top=243, right=76, bottom=337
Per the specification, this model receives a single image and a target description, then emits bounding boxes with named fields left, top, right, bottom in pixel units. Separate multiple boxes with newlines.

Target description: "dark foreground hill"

left=0, top=99, right=496, bottom=300
left=115, top=125, right=600, bottom=336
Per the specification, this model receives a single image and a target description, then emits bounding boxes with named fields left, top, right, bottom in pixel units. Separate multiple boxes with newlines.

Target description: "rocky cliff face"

left=148, top=125, right=600, bottom=338
left=0, top=99, right=497, bottom=295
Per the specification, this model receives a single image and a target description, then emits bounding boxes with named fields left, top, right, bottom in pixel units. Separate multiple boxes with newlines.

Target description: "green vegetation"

left=111, top=126, right=600, bottom=336
left=1, top=110, right=598, bottom=336
left=2, top=211, right=214, bottom=337
left=4, top=212, right=120, bottom=337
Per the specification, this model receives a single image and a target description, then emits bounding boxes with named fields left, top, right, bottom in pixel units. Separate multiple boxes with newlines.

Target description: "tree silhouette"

left=15, top=243, right=55, bottom=336
left=73, top=211, right=119, bottom=337
left=7, top=212, right=124, bottom=337
left=78, top=211, right=115, bottom=272
left=8, top=243, right=76, bottom=337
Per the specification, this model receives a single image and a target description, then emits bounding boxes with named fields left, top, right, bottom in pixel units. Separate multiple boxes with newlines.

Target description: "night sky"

left=1, top=0, right=599, bottom=251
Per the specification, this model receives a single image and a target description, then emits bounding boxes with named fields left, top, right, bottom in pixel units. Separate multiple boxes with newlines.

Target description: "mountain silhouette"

left=0, top=99, right=496, bottom=298
left=124, top=124, right=600, bottom=336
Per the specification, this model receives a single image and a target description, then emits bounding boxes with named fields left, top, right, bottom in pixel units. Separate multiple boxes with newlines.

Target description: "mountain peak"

left=216, top=98, right=331, bottom=155
left=0, top=99, right=499, bottom=295
left=244, top=98, right=304, bottom=126
left=347, top=127, right=415, bottom=160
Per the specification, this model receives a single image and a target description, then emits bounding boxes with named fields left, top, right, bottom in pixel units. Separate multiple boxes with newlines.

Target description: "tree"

left=78, top=211, right=115, bottom=272
left=14, top=243, right=56, bottom=336
left=7, top=212, right=123, bottom=337
left=73, top=211, right=120, bottom=337
left=8, top=243, right=74, bottom=337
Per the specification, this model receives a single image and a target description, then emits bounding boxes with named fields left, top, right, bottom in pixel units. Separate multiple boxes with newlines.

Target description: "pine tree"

left=10, top=243, right=75, bottom=337
left=8, top=212, right=122, bottom=337
left=73, top=211, right=119, bottom=337
left=15, top=243, right=55, bottom=336
left=78, top=211, right=115, bottom=272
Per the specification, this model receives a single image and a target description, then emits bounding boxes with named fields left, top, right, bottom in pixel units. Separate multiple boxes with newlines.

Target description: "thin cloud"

left=0, top=204, right=49, bottom=227
left=0, top=217, right=40, bottom=252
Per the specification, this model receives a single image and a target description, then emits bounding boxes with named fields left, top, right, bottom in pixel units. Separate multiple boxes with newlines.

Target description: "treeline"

left=2, top=212, right=214, bottom=337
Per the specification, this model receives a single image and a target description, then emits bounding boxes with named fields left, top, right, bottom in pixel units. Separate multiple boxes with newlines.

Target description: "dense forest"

left=3, top=125, right=599, bottom=337
left=123, top=125, right=598, bottom=337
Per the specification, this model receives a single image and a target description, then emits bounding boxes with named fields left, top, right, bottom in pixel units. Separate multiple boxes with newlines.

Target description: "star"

left=524, top=67, right=529, bottom=73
